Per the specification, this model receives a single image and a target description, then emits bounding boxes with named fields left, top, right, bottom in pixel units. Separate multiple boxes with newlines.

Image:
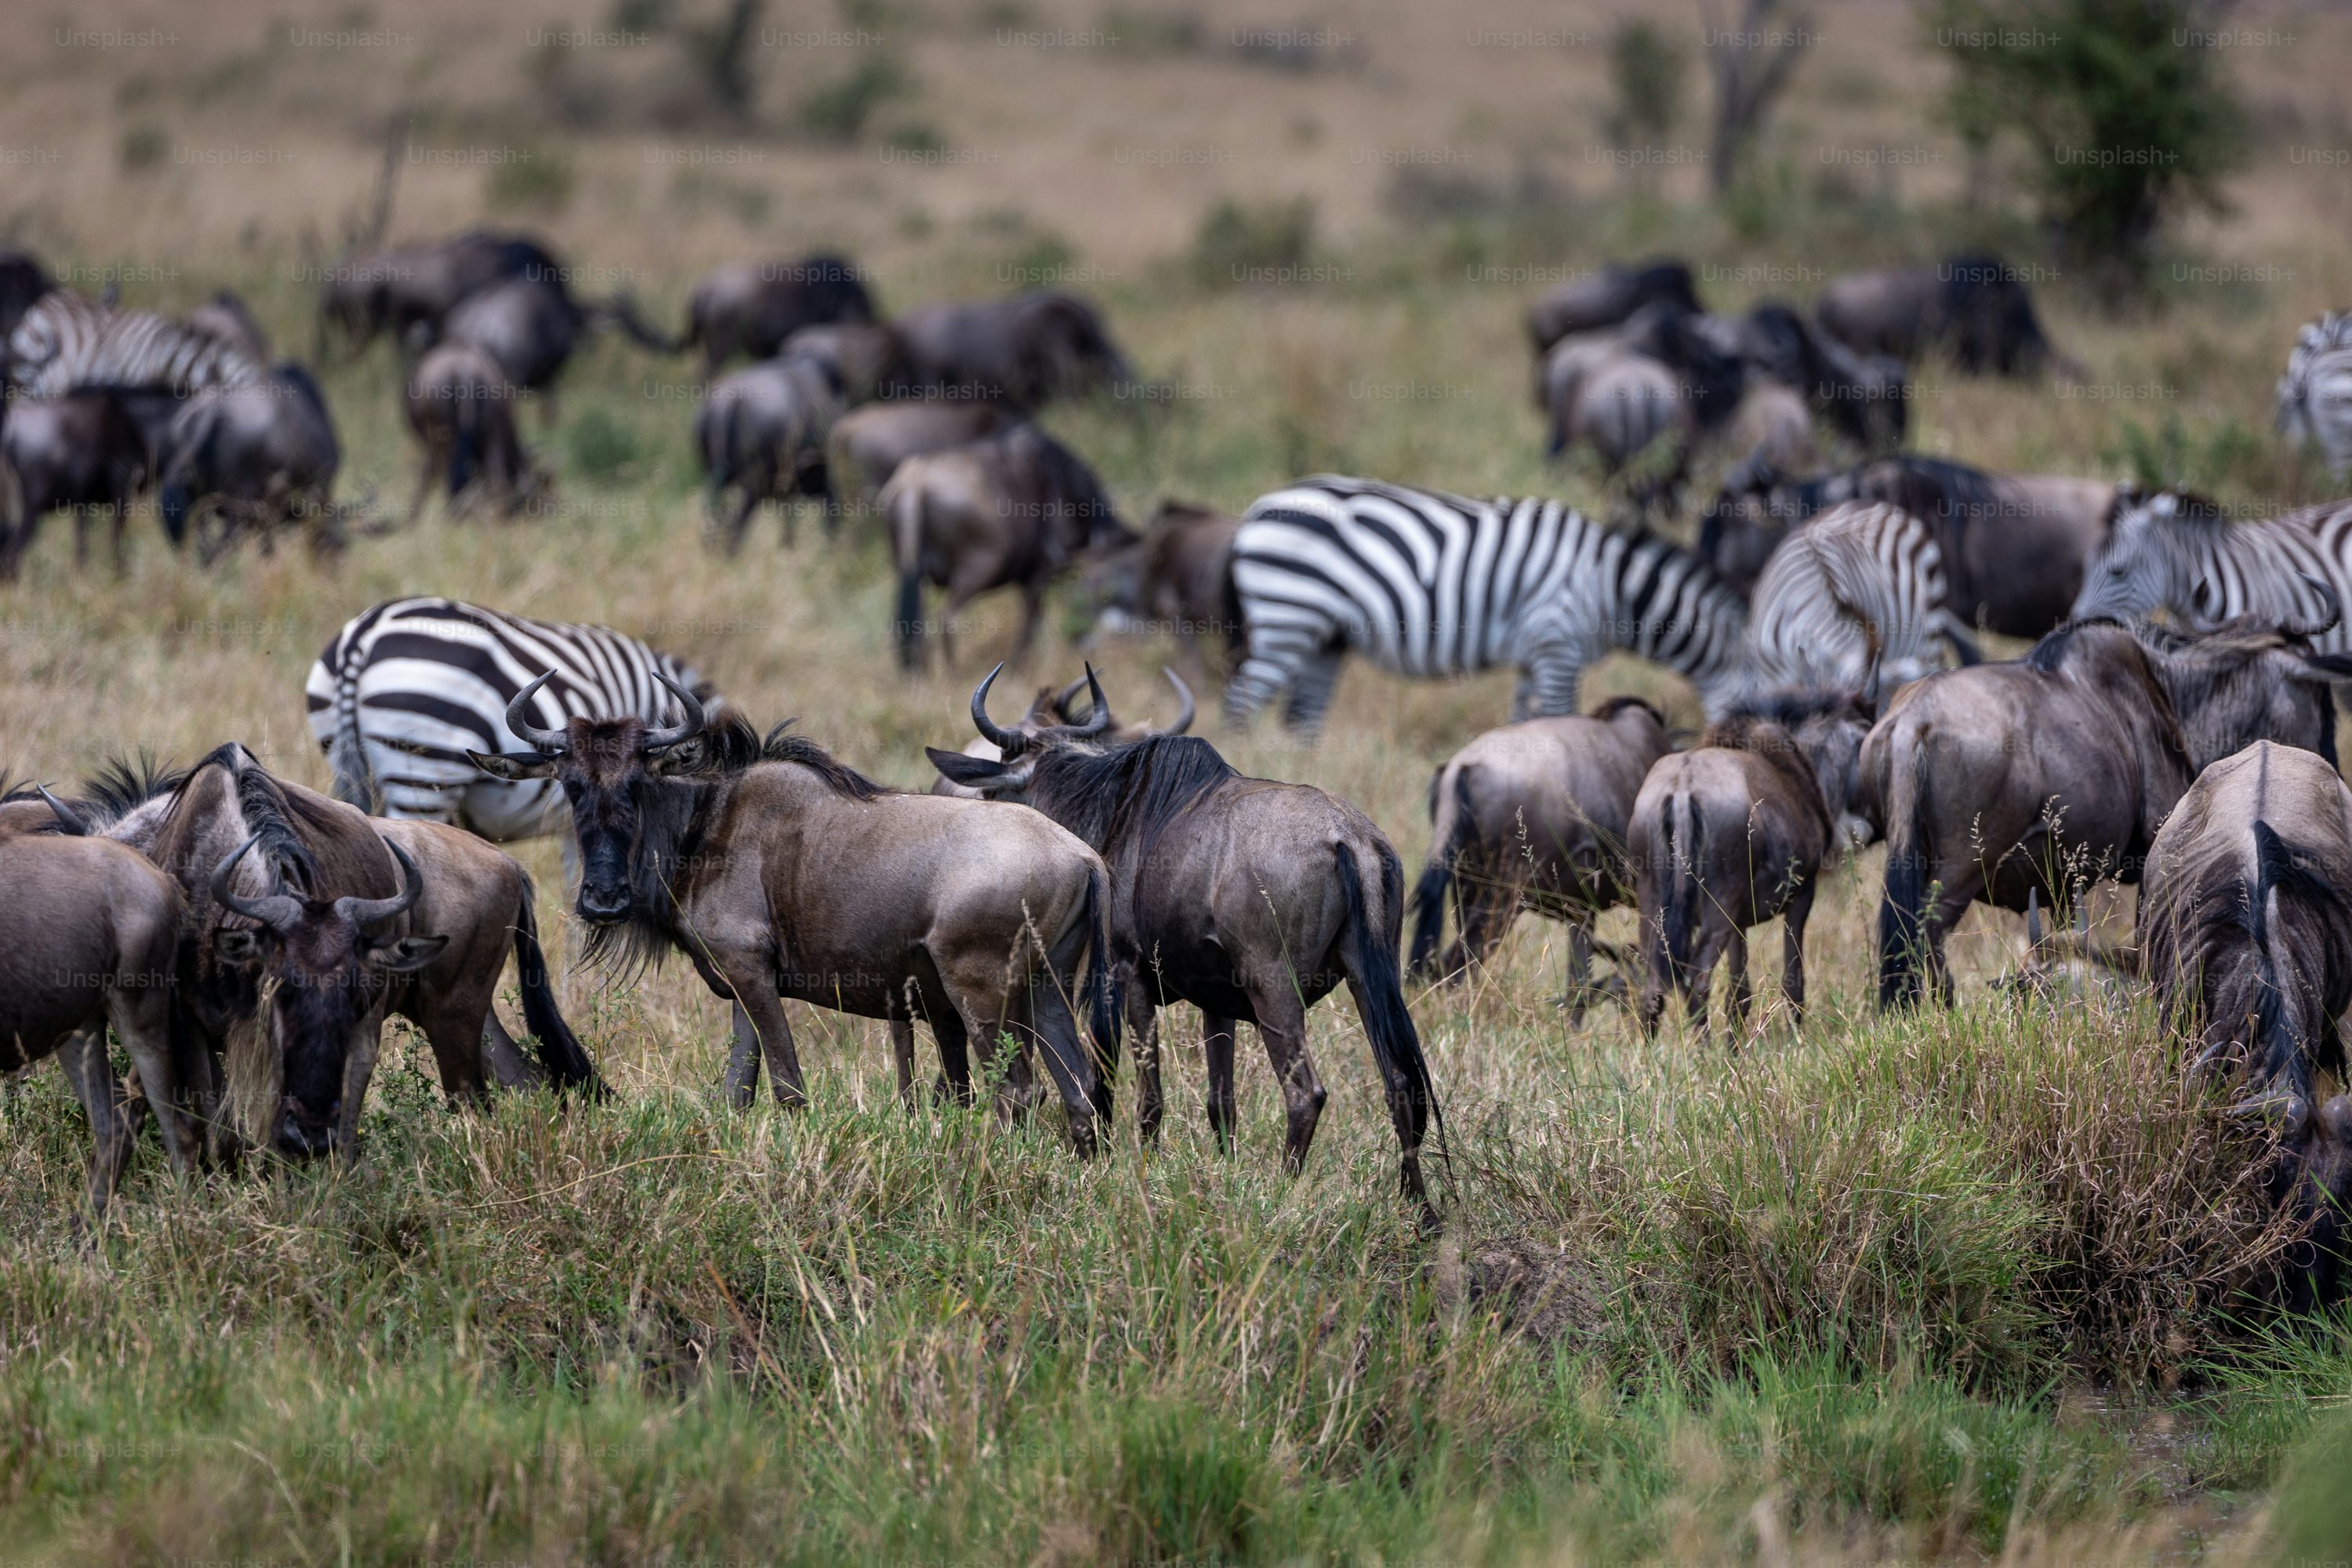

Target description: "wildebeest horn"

left=38, top=787, right=86, bottom=835
left=336, top=837, right=423, bottom=930
left=971, top=662, right=1023, bottom=753
left=506, top=670, right=568, bottom=753
left=643, top=670, right=707, bottom=751
left=1052, top=675, right=1094, bottom=724
left=1069, top=664, right=1111, bottom=737
left=2285, top=574, right=2343, bottom=643
left=210, top=832, right=303, bottom=935
left=1156, top=669, right=1196, bottom=735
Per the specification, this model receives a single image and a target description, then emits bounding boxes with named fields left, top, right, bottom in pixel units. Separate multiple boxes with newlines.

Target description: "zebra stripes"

left=2073, top=488, right=2352, bottom=655
left=1744, top=502, right=1976, bottom=697
left=304, top=597, right=717, bottom=840
left=1224, top=475, right=1748, bottom=732
left=2278, top=312, right=2352, bottom=477
left=5, top=290, right=263, bottom=401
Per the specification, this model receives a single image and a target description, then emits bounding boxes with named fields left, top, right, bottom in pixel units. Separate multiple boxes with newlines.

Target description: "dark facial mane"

left=1024, top=733, right=1238, bottom=852
left=230, top=757, right=324, bottom=892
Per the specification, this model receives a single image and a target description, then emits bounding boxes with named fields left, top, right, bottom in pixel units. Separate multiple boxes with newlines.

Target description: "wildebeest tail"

left=1661, top=793, right=1704, bottom=986
left=1338, top=840, right=1446, bottom=1186
left=1081, top=860, right=1120, bottom=1120
left=2248, top=819, right=2352, bottom=1091
left=511, top=869, right=606, bottom=1098
left=449, top=387, right=483, bottom=498
left=1877, top=726, right=1932, bottom=1007
left=1408, top=764, right=1477, bottom=978
left=886, top=470, right=925, bottom=665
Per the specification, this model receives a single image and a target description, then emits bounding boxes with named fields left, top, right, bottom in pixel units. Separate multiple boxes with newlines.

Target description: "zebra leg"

left=1279, top=650, right=1344, bottom=735
left=1221, top=627, right=1318, bottom=727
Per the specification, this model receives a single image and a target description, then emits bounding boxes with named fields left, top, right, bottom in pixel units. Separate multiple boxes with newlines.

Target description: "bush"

left=118, top=123, right=167, bottom=173
left=1189, top=196, right=1317, bottom=289
left=1932, top=0, right=2246, bottom=284
left=1606, top=20, right=1686, bottom=147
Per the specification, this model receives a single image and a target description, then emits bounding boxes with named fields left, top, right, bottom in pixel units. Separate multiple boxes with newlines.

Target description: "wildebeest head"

left=927, top=663, right=1116, bottom=798
left=2132, top=609, right=2352, bottom=768
left=1716, top=687, right=1879, bottom=848
left=2238, top=1089, right=2352, bottom=1307
left=2073, top=485, right=2234, bottom=626
left=209, top=832, right=442, bottom=1158
left=465, top=670, right=714, bottom=925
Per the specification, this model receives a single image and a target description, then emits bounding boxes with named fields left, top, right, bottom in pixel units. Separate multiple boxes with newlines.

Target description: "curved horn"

left=1051, top=675, right=1094, bottom=724
left=642, top=670, right=708, bottom=751
left=2287, top=573, right=2343, bottom=644
left=37, top=786, right=85, bottom=835
left=1069, top=664, right=1111, bottom=737
left=210, top=833, right=303, bottom=934
left=971, top=663, right=1023, bottom=754
left=505, top=670, right=568, bottom=753
left=336, top=837, right=424, bottom=931
left=1155, top=668, right=1196, bottom=735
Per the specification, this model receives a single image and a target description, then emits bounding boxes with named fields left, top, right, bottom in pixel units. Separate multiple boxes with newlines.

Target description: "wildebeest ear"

left=366, top=935, right=449, bottom=973
left=213, top=927, right=261, bottom=964
left=926, top=747, right=1009, bottom=787
left=651, top=737, right=717, bottom=777
left=467, top=749, right=560, bottom=782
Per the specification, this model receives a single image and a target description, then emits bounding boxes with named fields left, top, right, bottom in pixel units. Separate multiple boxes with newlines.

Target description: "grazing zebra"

left=304, top=598, right=720, bottom=840
left=5, top=290, right=263, bottom=401
left=1224, top=475, right=1748, bottom=733
left=1742, top=501, right=1980, bottom=699
left=2278, top=312, right=2352, bottom=476
left=2072, top=487, right=2352, bottom=655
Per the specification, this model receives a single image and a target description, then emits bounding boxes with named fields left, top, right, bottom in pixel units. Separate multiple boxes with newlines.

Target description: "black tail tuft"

left=513, top=873, right=606, bottom=1098
left=1661, top=797, right=1704, bottom=990
left=1876, top=749, right=1931, bottom=1008
left=1407, top=766, right=1477, bottom=979
left=1339, top=841, right=1446, bottom=1200
left=1083, top=861, right=1120, bottom=1122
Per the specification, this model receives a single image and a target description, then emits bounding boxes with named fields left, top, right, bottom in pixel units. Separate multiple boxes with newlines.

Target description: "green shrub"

left=1606, top=20, right=1686, bottom=147
left=1190, top=197, right=1317, bottom=289
left=118, top=123, right=168, bottom=173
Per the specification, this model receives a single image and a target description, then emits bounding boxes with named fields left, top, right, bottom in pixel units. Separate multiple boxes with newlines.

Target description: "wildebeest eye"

left=214, top=927, right=261, bottom=964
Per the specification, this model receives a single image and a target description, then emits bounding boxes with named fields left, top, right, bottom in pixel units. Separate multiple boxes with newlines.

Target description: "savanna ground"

left=4, top=1, right=2352, bottom=1562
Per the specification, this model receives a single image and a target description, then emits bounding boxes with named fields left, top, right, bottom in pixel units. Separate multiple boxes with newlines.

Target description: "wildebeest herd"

left=6, top=231, right=2352, bottom=1300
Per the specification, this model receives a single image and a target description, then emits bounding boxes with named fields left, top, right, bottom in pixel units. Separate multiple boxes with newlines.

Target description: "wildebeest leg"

left=106, top=500, right=128, bottom=577
left=1723, top=926, right=1752, bottom=1043
left=1203, top=1012, right=1240, bottom=1149
left=721, top=999, right=779, bottom=1108
left=1679, top=918, right=1734, bottom=1046
left=930, top=1004, right=975, bottom=1105
left=1562, top=914, right=1596, bottom=1022
left=1248, top=986, right=1328, bottom=1174
left=1008, top=582, right=1047, bottom=670
left=1025, top=978, right=1101, bottom=1157
left=1127, top=979, right=1165, bottom=1144
left=1280, top=651, right=1344, bottom=735
left=72, top=503, right=91, bottom=570
left=109, top=983, right=195, bottom=1181
left=479, top=1014, right=541, bottom=1091
left=1781, top=876, right=1817, bottom=1029
left=890, top=1016, right=919, bottom=1108
left=57, top=1028, right=137, bottom=1214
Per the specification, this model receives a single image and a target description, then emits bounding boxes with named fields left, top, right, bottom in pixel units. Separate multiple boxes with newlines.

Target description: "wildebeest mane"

left=1026, top=733, right=1238, bottom=853
left=759, top=722, right=889, bottom=800
left=1592, top=694, right=1666, bottom=726
left=2024, top=616, right=2124, bottom=674
left=230, top=757, right=325, bottom=892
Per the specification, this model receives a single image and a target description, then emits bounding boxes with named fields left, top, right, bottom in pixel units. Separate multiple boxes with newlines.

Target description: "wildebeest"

left=893, top=291, right=1135, bottom=412
left=825, top=401, right=1011, bottom=524
left=2278, top=312, right=2352, bottom=477
left=156, top=364, right=342, bottom=561
left=92, top=745, right=601, bottom=1159
left=0, top=390, right=150, bottom=577
left=1871, top=616, right=2352, bottom=1007
left=681, top=255, right=877, bottom=375
left=931, top=668, right=1443, bottom=1203
left=1408, top=696, right=1671, bottom=1013
left=1816, top=252, right=2061, bottom=376
left=0, top=786, right=194, bottom=1211
left=929, top=667, right=1194, bottom=798
left=403, top=343, right=541, bottom=519
left=886, top=423, right=1134, bottom=669
left=1725, top=379, right=1820, bottom=474
left=780, top=321, right=906, bottom=406
left=466, top=673, right=1116, bottom=1145
left=1722, top=302, right=1909, bottom=451
left=1525, top=258, right=1700, bottom=357
left=695, top=351, right=844, bottom=551
left=1080, top=499, right=1243, bottom=682
left=316, top=230, right=560, bottom=358
left=1633, top=691, right=1875, bottom=1040
left=1700, top=453, right=2115, bottom=636
left=1544, top=339, right=1689, bottom=488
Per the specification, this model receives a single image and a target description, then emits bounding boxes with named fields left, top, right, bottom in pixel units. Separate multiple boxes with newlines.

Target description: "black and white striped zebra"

left=1741, top=501, right=1980, bottom=698
left=2278, top=312, right=2352, bottom=477
left=304, top=598, right=720, bottom=840
left=1223, top=475, right=1748, bottom=732
left=2072, top=486, right=2352, bottom=655
left=5, top=290, right=263, bottom=401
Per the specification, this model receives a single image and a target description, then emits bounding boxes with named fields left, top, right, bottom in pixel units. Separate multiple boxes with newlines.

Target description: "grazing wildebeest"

left=886, top=423, right=1135, bottom=670
left=2278, top=312, right=2352, bottom=477
left=1816, top=252, right=2062, bottom=376
left=929, top=667, right=1443, bottom=1203
left=1726, top=302, right=1909, bottom=452
left=695, top=351, right=844, bottom=551
left=187, top=289, right=270, bottom=363
left=780, top=321, right=906, bottom=406
left=2140, top=740, right=2352, bottom=1307
left=403, top=343, right=541, bottom=519
left=1870, top=616, right=2352, bottom=1008
left=156, top=363, right=342, bottom=561
left=0, top=787, right=194, bottom=1212
left=825, top=401, right=1011, bottom=523
left=466, top=673, right=1116, bottom=1145
left=893, top=291, right=1135, bottom=412
left=681, top=255, right=877, bottom=375
left=1408, top=696, right=1672, bottom=1013
left=316, top=230, right=560, bottom=358
left=1525, top=258, right=1700, bottom=357
left=93, top=745, right=601, bottom=1159
left=1633, top=691, right=1875, bottom=1040
left=929, top=668, right=1194, bottom=798
left=1080, top=499, right=1243, bottom=682
left=0, top=390, right=150, bottom=578
left=1725, top=379, right=1820, bottom=475
left=1544, top=340, right=1690, bottom=486
left=1700, top=453, right=2115, bottom=634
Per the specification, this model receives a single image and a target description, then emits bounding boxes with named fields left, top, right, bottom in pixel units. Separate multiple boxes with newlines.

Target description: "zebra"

left=2278, top=312, right=2352, bottom=477
left=5, top=290, right=263, bottom=402
left=1740, top=501, right=1980, bottom=700
left=2072, top=486, right=2352, bottom=655
left=1223, top=474, right=1749, bottom=734
left=304, top=597, right=721, bottom=841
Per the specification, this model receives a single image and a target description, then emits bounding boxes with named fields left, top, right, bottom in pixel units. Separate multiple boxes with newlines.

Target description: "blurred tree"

left=1607, top=20, right=1688, bottom=150
left=1702, top=0, right=1813, bottom=197
left=1933, top=0, right=2246, bottom=286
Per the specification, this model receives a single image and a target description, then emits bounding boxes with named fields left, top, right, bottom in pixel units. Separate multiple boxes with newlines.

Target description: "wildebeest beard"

left=1016, top=734, right=1239, bottom=858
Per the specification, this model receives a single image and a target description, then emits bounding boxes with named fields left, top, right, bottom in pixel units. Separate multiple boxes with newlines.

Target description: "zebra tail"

left=1408, top=764, right=1477, bottom=980
left=512, top=870, right=608, bottom=1098
left=325, top=656, right=379, bottom=813
left=1876, top=728, right=1933, bottom=1008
